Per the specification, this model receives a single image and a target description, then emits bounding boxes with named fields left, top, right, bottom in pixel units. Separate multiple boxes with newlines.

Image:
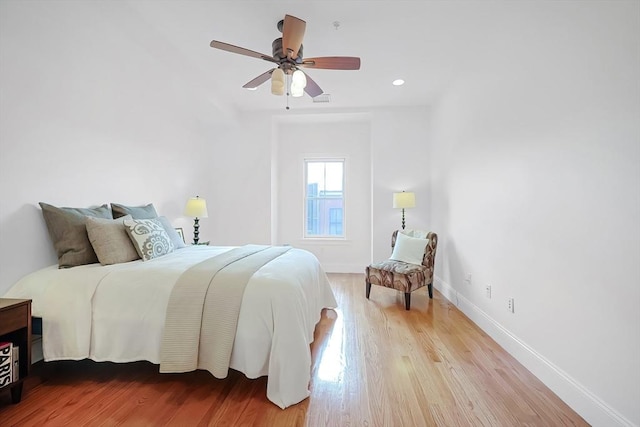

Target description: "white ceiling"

left=117, top=0, right=580, bottom=113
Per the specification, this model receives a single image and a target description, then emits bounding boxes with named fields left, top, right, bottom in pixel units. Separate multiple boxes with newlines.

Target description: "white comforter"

left=3, top=245, right=337, bottom=408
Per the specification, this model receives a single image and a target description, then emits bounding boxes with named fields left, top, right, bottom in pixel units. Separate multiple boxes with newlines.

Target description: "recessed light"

left=246, top=87, right=258, bottom=91
left=392, top=79, right=405, bottom=86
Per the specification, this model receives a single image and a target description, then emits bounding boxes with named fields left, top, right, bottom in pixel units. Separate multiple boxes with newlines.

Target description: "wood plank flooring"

left=0, top=273, right=588, bottom=426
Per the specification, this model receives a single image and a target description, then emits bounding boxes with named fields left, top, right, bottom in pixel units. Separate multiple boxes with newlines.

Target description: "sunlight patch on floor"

left=317, top=309, right=345, bottom=383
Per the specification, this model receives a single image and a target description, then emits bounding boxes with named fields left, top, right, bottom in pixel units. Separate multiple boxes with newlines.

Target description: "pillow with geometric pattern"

left=123, top=218, right=175, bottom=261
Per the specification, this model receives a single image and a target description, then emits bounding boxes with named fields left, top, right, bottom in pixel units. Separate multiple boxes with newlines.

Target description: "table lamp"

left=184, top=196, right=208, bottom=244
left=393, top=191, right=415, bottom=230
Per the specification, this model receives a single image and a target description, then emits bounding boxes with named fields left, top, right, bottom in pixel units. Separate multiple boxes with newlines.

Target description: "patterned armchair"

left=365, top=230, right=438, bottom=310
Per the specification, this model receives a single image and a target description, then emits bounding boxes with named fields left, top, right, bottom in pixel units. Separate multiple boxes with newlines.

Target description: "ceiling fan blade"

left=210, top=40, right=278, bottom=63
left=302, top=71, right=323, bottom=97
left=301, top=57, right=361, bottom=70
left=242, top=69, right=275, bottom=89
left=282, top=15, right=306, bottom=59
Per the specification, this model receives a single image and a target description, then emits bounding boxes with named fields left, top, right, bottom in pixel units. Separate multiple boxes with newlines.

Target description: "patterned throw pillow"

left=123, top=218, right=175, bottom=261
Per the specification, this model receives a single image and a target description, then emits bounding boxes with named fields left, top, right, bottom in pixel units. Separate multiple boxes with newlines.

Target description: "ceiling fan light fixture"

left=209, top=14, right=361, bottom=104
left=290, top=69, right=307, bottom=97
left=292, top=69, right=307, bottom=88
left=271, top=68, right=285, bottom=95
left=291, top=83, right=304, bottom=97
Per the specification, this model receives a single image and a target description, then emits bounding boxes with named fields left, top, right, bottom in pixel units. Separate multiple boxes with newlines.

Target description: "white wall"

left=0, top=1, right=223, bottom=294
left=428, top=2, right=640, bottom=426
left=275, top=117, right=371, bottom=271
left=205, top=108, right=430, bottom=270
left=206, top=111, right=273, bottom=246
left=370, top=108, right=431, bottom=261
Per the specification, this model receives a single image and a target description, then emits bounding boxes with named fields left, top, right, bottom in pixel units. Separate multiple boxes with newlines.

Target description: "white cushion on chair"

left=390, top=231, right=428, bottom=265
left=401, top=229, right=428, bottom=239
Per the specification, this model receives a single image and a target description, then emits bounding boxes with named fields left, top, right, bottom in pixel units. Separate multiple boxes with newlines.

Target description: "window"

left=305, top=159, right=344, bottom=238
left=329, top=208, right=343, bottom=235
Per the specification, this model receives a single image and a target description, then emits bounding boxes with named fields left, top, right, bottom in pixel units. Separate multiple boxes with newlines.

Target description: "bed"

left=3, top=244, right=337, bottom=409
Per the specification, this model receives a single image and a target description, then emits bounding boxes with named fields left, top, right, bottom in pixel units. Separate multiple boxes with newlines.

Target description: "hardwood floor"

left=0, top=273, right=588, bottom=426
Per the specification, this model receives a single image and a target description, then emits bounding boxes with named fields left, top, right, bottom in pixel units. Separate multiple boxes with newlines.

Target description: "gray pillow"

left=111, top=203, right=158, bottom=219
left=86, top=215, right=140, bottom=265
left=123, top=218, right=175, bottom=261
left=39, top=202, right=112, bottom=268
left=156, top=216, right=187, bottom=249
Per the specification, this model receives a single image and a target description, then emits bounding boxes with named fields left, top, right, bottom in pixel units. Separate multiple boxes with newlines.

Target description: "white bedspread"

left=3, top=245, right=337, bottom=408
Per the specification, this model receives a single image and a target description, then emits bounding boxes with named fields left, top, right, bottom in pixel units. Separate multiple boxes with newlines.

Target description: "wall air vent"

left=312, top=94, right=331, bottom=103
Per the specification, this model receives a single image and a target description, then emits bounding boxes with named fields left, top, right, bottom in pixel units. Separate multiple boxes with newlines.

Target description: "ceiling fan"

left=209, top=14, right=361, bottom=100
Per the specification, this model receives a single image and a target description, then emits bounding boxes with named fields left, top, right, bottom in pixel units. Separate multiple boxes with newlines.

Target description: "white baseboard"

left=434, top=275, right=636, bottom=427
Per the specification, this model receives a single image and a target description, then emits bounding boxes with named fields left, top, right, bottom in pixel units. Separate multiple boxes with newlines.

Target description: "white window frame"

left=303, top=158, right=346, bottom=239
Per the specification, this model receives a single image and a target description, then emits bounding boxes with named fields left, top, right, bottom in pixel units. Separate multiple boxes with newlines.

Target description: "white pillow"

left=390, top=231, right=427, bottom=265
left=124, top=218, right=175, bottom=261
left=401, top=229, right=428, bottom=239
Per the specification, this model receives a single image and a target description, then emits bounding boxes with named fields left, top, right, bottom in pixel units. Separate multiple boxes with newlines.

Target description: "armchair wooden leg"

left=428, top=283, right=433, bottom=299
left=404, top=292, right=411, bottom=310
left=366, top=282, right=371, bottom=299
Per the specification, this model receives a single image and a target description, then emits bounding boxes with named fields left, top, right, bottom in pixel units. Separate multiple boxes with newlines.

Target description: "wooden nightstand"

left=0, top=298, right=32, bottom=403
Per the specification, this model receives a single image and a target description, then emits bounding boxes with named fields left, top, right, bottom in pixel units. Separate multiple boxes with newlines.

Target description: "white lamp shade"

left=291, top=83, right=304, bottom=97
left=184, top=196, right=209, bottom=218
left=271, top=68, right=285, bottom=95
left=292, top=69, right=307, bottom=88
left=393, top=191, right=416, bottom=209
left=291, top=69, right=306, bottom=97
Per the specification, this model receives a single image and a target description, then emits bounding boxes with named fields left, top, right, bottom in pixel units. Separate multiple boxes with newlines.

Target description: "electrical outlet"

left=464, top=273, right=472, bottom=284
left=507, top=298, right=515, bottom=313
left=485, top=285, right=491, bottom=298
